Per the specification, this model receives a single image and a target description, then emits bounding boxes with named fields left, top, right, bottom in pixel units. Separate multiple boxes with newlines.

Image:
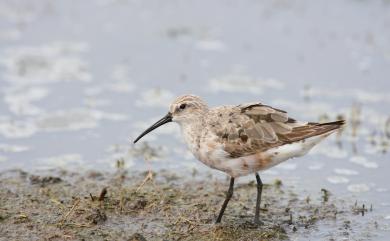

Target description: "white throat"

left=178, top=120, right=204, bottom=154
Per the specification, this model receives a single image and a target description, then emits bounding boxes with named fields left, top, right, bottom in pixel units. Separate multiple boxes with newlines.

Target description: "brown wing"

left=209, top=103, right=344, bottom=158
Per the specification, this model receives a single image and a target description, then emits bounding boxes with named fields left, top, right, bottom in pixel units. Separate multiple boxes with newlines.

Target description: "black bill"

left=133, top=112, right=172, bottom=143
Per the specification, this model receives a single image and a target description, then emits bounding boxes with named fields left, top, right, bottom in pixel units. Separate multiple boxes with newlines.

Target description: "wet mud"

left=0, top=168, right=379, bottom=241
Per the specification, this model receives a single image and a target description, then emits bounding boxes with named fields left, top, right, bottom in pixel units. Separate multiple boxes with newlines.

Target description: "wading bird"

left=133, top=94, right=344, bottom=224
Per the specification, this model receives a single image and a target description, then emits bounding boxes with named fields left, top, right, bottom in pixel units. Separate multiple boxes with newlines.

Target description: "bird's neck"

left=180, top=117, right=205, bottom=155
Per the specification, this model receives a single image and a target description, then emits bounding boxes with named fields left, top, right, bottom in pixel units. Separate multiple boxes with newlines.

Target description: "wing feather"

left=208, top=103, right=344, bottom=158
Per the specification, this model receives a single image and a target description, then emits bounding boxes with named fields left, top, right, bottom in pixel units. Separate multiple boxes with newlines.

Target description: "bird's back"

left=197, top=102, right=344, bottom=177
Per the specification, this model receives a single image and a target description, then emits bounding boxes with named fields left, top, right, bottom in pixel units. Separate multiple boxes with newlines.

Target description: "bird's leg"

left=216, top=177, right=235, bottom=223
left=254, top=172, right=263, bottom=225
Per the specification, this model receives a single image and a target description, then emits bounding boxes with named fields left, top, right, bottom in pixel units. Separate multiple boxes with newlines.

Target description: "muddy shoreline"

left=0, top=168, right=379, bottom=241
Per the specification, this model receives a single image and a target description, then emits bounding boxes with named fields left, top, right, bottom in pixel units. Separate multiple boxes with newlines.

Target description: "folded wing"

left=209, top=103, right=344, bottom=158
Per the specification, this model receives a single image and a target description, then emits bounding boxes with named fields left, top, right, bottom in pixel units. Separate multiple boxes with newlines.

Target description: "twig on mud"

left=136, top=156, right=157, bottom=193
left=59, top=198, right=80, bottom=225
left=61, top=222, right=91, bottom=228
left=175, top=216, right=196, bottom=226
left=136, top=170, right=154, bottom=193
left=50, top=198, right=65, bottom=209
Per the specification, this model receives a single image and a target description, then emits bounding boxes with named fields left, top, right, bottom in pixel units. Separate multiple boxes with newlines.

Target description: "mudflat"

left=0, top=168, right=375, bottom=241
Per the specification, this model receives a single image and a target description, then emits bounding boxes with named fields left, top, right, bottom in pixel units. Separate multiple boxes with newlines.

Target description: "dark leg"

left=254, top=173, right=263, bottom=224
left=216, top=177, right=235, bottom=223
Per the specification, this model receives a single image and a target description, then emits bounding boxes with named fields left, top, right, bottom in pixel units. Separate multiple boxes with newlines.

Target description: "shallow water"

left=0, top=0, right=390, bottom=239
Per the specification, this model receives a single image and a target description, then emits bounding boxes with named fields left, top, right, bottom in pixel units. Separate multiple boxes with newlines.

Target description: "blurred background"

left=0, top=0, right=390, bottom=238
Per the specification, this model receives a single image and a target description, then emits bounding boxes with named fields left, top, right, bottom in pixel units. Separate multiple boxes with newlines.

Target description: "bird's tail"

left=317, top=120, right=346, bottom=133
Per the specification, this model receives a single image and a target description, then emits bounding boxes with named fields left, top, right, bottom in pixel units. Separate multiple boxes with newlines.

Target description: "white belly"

left=211, top=132, right=333, bottom=177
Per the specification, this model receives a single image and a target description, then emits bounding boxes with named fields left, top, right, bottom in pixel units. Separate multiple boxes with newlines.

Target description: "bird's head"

left=133, top=94, right=208, bottom=143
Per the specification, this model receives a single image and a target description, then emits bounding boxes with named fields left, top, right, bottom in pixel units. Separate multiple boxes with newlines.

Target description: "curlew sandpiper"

left=133, top=94, right=344, bottom=224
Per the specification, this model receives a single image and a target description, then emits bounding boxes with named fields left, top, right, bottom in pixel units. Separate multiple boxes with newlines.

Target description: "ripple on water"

left=0, top=155, right=7, bottom=162
left=4, top=86, right=49, bottom=116
left=195, top=39, right=227, bottom=52
left=347, top=183, right=370, bottom=193
left=0, top=29, right=21, bottom=41
left=301, top=87, right=390, bottom=104
left=84, top=86, right=104, bottom=96
left=106, top=142, right=169, bottom=165
left=84, top=97, right=112, bottom=108
left=36, top=109, right=128, bottom=132
left=0, top=144, right=30, bottom=153
left=208, top=74, right=284, bottom=94
left=376, top=188, right=388, bottom=193
left=327, top=176, right=350, bottom=184
left=349, top=156, right=378, bottom=168
left=107, top=81, right=135, bottom=93
left=262, top=169, right=279, bottom=175
left=307, top=162, right=324, bottom=170
left=0, top=119, right=37, bottom=138
left=36, top=109, right=99, bottom=131
left=0, top=109, right=127, bottom=139
left=36, top=153, right=84, bottom=170
left=310, top=144, right=348, bottom=159
left=0, top=1, right=40, bottom=24
left=270, top=99, right=333, bottom=119
left=135, top=89, right=174, bottom=108
left=333, top=168, right=358, bottom=175
left=82, top=65, right=135, bottom=98
left=276, top=162, right=297, bottom=170
left=1, top=42, right=91, bottom=85
left=84, top=84, right=134, bottom=98
left=109, top=64, right=135, bottom=93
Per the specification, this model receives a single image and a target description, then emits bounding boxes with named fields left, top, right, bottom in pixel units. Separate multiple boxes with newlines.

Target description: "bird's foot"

left=254, top=218, right=264, bottom=226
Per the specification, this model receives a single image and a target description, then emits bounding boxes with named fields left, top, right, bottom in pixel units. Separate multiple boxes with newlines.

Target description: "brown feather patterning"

left=207, top=103, right=345, bottom=158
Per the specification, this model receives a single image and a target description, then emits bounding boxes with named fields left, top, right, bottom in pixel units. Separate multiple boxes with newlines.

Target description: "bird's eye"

left=179, top=103, right=187, bottom=110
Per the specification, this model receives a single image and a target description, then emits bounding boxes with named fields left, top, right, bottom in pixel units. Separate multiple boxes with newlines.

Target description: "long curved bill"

left=133, top=112, right=172, bottom=143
